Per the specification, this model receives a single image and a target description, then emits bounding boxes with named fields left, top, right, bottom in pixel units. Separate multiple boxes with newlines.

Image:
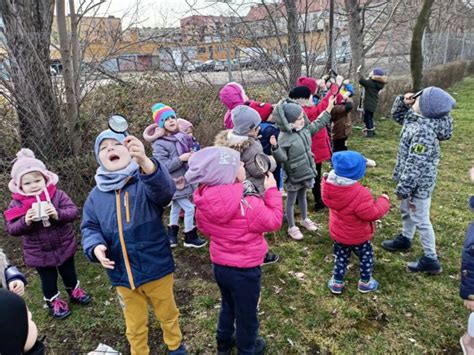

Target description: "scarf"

left=95, top=161, right=139, bottom=192
left=163, top=131, right=193, bottom=156
left=4, top=184, right=57, bottom=222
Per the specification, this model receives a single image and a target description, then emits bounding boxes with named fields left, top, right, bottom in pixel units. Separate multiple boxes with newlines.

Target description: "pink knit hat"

left=8, top=149, right=58, bottom=194
left=177, top=118, right=193, bottom=132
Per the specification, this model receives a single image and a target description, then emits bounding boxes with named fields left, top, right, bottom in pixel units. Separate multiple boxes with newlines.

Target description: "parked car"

left=214, top=60, right=225, bottom=71
left=185, top=60, right=203, bottom=72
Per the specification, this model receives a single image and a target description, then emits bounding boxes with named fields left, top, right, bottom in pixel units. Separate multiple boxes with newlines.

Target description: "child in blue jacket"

left=81, top=130, right=186, bottom=355
left=460, top=167, right=474, bottom=354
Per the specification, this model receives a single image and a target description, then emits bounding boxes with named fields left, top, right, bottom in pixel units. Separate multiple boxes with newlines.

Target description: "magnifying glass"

left=108, top=114, right=129, bottom=136
left=246, top=153, right=275, bottom=178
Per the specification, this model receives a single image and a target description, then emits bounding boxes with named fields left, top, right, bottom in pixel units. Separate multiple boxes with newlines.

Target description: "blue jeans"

left=169, top=197, right=195, bottom=232
left=333, top=241, right=374, bottom=282
left=213, top=264, right=261, bottom=355
left=364, top=111, right=374, bottom=130
left=400, top=197, right=437, bottom=259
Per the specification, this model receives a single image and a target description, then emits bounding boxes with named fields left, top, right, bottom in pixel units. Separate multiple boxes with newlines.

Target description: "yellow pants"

left=116, top=273, right=182, bottom=355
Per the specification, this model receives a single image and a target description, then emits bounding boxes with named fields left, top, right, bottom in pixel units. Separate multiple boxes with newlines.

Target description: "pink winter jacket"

left=219, top=83, right=247, bottom=129
left=193, top=183, right=283, bottom=268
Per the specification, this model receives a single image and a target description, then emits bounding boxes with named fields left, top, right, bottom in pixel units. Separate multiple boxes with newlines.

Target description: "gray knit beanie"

left=282, top=102, right=303, bottom=123
left=419, top=87, right=456, bottom=118
left=231, top=105, right=261, bottom=136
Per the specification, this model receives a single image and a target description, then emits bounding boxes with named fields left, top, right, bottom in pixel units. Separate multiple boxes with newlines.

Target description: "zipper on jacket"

left=116, top=190, right=135, bottom=289
left=124, top=192, right=130, bottom=224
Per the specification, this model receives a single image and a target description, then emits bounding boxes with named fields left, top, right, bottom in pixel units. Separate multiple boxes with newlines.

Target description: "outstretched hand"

left=94, top=245, right=115, bottom=270
left=124, top=136, right=155, bottom=174
left=325, top=95, right=336, bottom=113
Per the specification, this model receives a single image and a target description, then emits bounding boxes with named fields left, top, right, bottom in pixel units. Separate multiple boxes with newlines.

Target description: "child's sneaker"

left=460, top=332, right=474, bottom=355
left=300, top=218, right=319, bottom=231
left=288, top=226, right=303, bottom=240
left=358, top=277, right=379, bottom=293
left=183, top=227, right=207, bottom=248
left=46, top=294, right=71, bottom=319
left=328, top=277, right=344, bottom=294
left=262, top=251, right=279, bottom=266
left=68, top=282, right=92, bottom=305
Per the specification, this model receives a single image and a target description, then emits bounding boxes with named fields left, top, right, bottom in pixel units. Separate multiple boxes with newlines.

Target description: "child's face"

left=236, top=162, right=246, bottom=182
left=164, top=117, right=178, bottom=133
left=21, top=172, right=46, bottom=195
left=247, top=125, right=260, bottom=138
left=412, top=97, right=421, bottom=114
left=98, top=138, right=131, bottom=172
left=292, top=113, right=305, bottom=130
left=185, top=127, right=194, bottom=138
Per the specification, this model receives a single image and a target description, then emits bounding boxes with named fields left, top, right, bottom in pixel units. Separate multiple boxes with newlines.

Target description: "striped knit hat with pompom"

left=152, top=103, right=176, bottom=128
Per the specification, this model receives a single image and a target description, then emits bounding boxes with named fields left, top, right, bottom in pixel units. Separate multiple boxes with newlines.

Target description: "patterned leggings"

left=332, top=240, right=374, bottom=283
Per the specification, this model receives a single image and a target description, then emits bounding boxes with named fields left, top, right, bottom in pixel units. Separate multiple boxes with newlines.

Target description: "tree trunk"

left=284, top=0, right=302, bottom=89
left=56, top=0, right=81, bottom=155
left=344, top=0, right=365, bottom=80
left=69, top=0, right=81, bottom=105
left=410, top=0, right=434, bottom=91
left=0, top=0, right=66, bottom=160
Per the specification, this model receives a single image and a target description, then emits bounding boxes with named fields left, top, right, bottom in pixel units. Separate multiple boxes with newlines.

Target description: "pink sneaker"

left=300, top=218, right=320, bottom=231
left=68, top=282, right=92, bottom=305
left=46, top=295, right=71, bottom=319
left=288, top=226, right=303, bottom=240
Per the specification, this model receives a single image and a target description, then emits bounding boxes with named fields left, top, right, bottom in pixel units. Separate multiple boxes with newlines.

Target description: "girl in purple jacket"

left=4, top=149, right=90, bottom=319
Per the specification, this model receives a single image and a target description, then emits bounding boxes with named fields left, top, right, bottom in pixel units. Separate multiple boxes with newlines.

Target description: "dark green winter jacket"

left=359, top=74, right=387, bottom=113
left=271, top=99, right=331, bottom=184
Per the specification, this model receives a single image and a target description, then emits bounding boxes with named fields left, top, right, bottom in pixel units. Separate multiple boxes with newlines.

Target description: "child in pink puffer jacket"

left=185, top=146, right=282, bottom=355
left=219, top=82, right=249, bottom=129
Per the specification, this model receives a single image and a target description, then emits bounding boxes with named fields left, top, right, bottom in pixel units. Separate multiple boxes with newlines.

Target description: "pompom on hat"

left=248, top=101, right=273, bottom=122
left=8, top=148, right=58, bottom=194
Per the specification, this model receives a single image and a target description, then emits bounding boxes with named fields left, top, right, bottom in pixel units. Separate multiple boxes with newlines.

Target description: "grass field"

left=4, top=77, right=474, bottom=354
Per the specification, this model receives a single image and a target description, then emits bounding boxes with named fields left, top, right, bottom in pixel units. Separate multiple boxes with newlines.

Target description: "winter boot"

left=255, top=336, right=266, bottom=355
left=217, top=335, right=236, bottom=355
left=406, top=256, right=442, bottom=274
left=364, top=129, right=375, bottom=138
left=168, top=225, right=179, bottom=248
left=183, top=227, right=207, bottom=248
left=45, top=293, right=71, bottom=319
left=67, top=281, right=92, bottom=305
left=381, top=234, right=412, bottom=252
left=168, top=344, right=187, bottom=354
left=313, top=200, right=326, bottom=211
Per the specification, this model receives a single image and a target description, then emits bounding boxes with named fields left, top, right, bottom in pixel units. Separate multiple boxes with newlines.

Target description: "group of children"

left=0, top=66, right=469, bottom=355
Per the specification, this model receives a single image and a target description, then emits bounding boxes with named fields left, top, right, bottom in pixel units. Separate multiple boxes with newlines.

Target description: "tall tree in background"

left=0, top=0, right=66, bottom=159
left=284, top=0, right=302, bottom=86
left=56, top=0, right=81, bottom=155
left=410, top=0, right=434, bottom=91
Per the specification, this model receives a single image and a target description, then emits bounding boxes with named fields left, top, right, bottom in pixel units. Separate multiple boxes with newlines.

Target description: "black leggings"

left=312, top=163, right=323, bottom=204
left=36, top=256, right=78, bottom=299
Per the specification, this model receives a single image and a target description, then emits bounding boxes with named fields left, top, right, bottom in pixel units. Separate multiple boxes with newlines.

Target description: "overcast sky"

left=81, top=0, right=254, bottom=28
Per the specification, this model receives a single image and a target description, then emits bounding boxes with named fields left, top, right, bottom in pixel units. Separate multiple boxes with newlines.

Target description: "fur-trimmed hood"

left=370, top=74, right=388, bottom=84
left=273, top=98, right=309, bottom=133
left=214, top=129, right=253, bottom=153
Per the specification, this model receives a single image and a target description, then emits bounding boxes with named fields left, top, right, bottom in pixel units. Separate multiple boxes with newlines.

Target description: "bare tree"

left=0, top=0, right=66, bottom=159
left=410, top=0, right=435, bottom=91
left=285, top=0, right=302, bottom=86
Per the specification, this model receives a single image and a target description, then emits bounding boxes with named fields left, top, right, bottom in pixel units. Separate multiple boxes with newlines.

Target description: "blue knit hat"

left=94, top=129, right=126, bottom=166
left=332, top=150, right=366, bottom=181
left=372, top=68, right=385, bottom=76
left=419, top=87, right=456, bottom=118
